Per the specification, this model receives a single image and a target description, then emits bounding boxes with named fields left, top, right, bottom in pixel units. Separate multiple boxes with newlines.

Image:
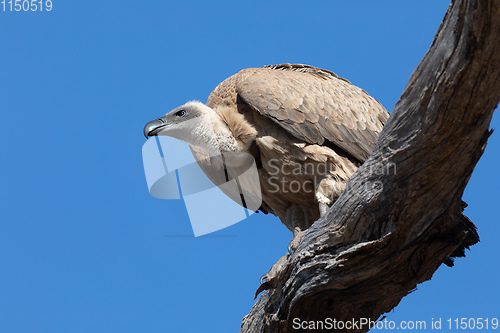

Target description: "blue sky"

left=1, top=1, right=498, bottom=332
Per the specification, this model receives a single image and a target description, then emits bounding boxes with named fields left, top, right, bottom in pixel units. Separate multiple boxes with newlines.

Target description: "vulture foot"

left=255, top=253, right=289, bottom=299
left=255, top=227, right=307, bottom=298
left=287, top=227, right=306, bottom=254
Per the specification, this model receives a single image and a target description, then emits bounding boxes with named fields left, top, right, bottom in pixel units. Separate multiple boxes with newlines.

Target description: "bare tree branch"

left=241, top=0, right=500, bottom=331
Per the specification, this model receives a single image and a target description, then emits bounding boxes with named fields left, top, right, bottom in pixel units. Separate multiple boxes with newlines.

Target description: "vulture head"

left=144, top=101, right=258, bottom=157
left=145, top=101, right=221, bottom=152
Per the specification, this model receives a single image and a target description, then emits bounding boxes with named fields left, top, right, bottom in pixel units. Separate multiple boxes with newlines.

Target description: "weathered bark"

left=241, top=0, right=500, bottom=332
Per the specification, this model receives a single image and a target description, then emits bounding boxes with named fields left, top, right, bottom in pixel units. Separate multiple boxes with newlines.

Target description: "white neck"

left=193, top=116, right=239, bottom=152
left=171, top=108, right=241, bottom=154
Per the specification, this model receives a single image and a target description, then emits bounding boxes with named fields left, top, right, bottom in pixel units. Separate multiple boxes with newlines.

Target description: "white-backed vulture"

left=144, top=63, right=389, bottom=234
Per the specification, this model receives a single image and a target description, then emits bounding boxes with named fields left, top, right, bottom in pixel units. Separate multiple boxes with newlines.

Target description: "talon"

left=288, top=226, right=306, bottom=253
left=255, top=254, right=290, bottom=298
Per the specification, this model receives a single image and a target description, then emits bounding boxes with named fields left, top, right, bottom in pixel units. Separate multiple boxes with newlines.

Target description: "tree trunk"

left=241, top=0, right=500, bottom=332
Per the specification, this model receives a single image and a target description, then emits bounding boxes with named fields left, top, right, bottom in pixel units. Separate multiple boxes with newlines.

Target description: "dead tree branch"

left=241, top=0, right=500, bottom=331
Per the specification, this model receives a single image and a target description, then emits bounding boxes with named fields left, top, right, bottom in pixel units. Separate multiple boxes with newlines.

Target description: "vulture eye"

left=175, top=110, right=186, bottom=117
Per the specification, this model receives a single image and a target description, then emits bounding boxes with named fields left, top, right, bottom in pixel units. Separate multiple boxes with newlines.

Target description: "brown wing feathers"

left=232, top=64, right=389, bottom=162
left=207, top=63, right=389, bottom=163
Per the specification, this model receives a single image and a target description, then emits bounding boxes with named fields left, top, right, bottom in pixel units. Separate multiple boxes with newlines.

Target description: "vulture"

left=144, top=64, right=389, bottom=234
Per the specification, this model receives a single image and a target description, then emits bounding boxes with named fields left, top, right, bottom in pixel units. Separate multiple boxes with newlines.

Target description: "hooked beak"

left=143, top=117, right=167, bottom=138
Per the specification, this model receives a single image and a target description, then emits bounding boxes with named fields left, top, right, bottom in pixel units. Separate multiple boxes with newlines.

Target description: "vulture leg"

left=315, top=176, right=344, bottom=217
left=318, top=202, right=330, bottom=217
